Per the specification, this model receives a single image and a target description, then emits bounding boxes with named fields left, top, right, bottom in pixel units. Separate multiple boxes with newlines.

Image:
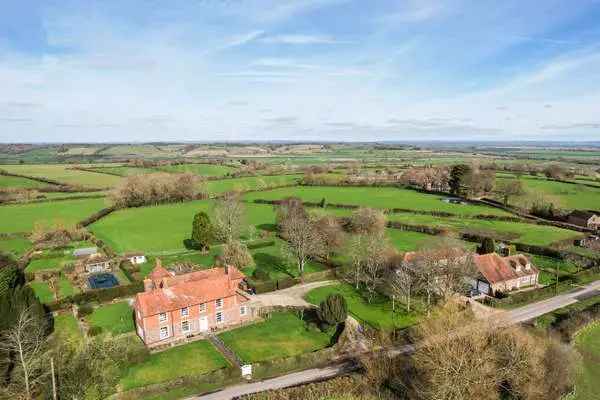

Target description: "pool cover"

left=88, top=273, right=119, bottom=289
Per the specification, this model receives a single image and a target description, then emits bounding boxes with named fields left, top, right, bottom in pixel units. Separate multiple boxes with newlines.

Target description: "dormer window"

left=159, top=312, right=167, bottom=323
left=215, top=298, right=223, bottom=309
left=181, top=307, right=189, bottom=317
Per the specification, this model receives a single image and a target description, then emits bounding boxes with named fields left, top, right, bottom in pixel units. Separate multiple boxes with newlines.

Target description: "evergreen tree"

left=449, top=164, right=472, bottom=197
left=191, top=211, right=214, bottom=251
left=477, top=237, right=495, bottom=255
left=317, top=294, right=348, bottom=327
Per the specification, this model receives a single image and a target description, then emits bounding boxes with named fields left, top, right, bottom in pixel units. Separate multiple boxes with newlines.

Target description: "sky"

left=1, top=0, right=600, bottom=143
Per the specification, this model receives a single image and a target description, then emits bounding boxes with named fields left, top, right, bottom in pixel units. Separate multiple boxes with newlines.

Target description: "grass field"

left=119, top=340, right=228, bottom=390
left=496, top=175, right=600, bottom=211
left=218, top=312, right=333, bottom=363
left=573, top=323, right=600, bottom=399
left=29, top=281, right=54, bottom=303
left=387, top=213, right=582, bottom=247
left=243, top=186, right=509, bottom=216
left=58, top=276, right=79, bottom=297
left=25, top=254, right=76, bottom=273
left=157, top=163, right=236, bottom=177
left=52, top=313, right=83, bottom=342
left=85, top=166, right=157, bottom=177
left=206, top=175, right=301, bottom=195
left=0, top=164, right=123, bottom=188
left=0, top=174, right=51, bottom=189
left=0, top=235, right=32, bottom=258
left=304, top=283, right=419, bottom=330
left=86, top=301, right=135, bottom=335
left=0, top=197, right=108, bottom=233
left=90, top=201, right=277, bottom=254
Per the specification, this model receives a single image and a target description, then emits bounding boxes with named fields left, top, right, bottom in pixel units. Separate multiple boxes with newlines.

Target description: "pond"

left=88, top=273, right=119, bottom=289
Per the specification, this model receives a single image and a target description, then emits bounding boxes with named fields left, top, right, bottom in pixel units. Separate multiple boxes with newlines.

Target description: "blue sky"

left=1, top=0, right=600, bottom=142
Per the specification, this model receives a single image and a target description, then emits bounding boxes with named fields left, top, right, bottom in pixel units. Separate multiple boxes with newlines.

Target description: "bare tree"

left=349, top=207, right=386, bottom=235
left=0, top=307, right=49, bottom=400
left=221, top=240, right=254, bottom=269
left=213, top=194, right=246, bottom=242
left=496, top=179, right=524, bottom=206
left=388, top=260, right=419, bottom=312
left=344, top=231, right=391, bottom=302
left=280, top=212, right=325, bottom=277
left=314, top=215, right=345, bottom=261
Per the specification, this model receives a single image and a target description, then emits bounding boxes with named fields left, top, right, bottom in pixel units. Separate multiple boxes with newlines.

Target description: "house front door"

left=199, top=316, right=208, bottom=332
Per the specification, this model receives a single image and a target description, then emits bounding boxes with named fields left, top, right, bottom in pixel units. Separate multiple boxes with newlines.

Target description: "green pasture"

left=157, top=163, right=236, bottom=177
left=25, top=254, right=76, bottom=273
left=0, top=174, right=51, bottom=189
left=206, top=175, right=301, bottom=195
left=0, top=235, right=32, bottom=258
left=573, top=323, right=600, bottom=399
left=0, top=197, right=108, bottom=233
left=29, top=281, right=54, bottom=303
left=496, top=175, right=600, bottom=211
left=386, top=213, right=582, bottom=247
left=304, top=283, right=419, bottom=331
left=85, top=166, right=157, bottom=177
left=90, top=201, right=276, bottom=254
left=0, top=164, right=123, bottom=188
left=218, top=312, right=333, bottom=363
left=119, top=340, right=228, bottom=390
left=242, top=186, right=509, bottom=216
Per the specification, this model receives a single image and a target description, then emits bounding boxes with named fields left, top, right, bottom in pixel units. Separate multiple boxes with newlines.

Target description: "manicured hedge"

left=77, top=206, right=116, bottom=227
left=46, top=281, right=144, bottom=311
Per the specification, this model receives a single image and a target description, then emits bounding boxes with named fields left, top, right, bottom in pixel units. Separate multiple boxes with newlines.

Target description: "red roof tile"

left=473, top=253, right=537, bottom=284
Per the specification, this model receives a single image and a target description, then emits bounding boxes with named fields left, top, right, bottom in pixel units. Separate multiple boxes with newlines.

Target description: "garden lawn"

left=25, top=255, right=76, bottom=273
left=86, top=301, right=134, bottom=335
left=206, top=174, right=301, bottom=195
left=243, top=186, right=509, bottom=216
left=387, top=213, right=582, bottom=247
left=573, top=323, right=600, bottom=400
left=157, top=163, right=236, bottom=177
left=119, top=340, right=228, bottom=390
left=58, top=276, right=79, bottom=297
left=0, top=164, right=123, bottom=188
left=52, top=313, right=82, bottom=342
left=90, top=201, right=276, bottom=254
left=0, top=235, right=32, bottom=258
left=29, top=281, right=54, bottom=303
left=0, top=197, right=108, bottom=233
left=218, top=312, right=332, bottom=363
left=304, top=283, right=419, bottom=331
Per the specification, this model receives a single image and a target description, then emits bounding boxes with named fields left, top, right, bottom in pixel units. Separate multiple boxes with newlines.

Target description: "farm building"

left=73, top=247, right=98, bottom=257
left=567, top=210, right=600, bottom=230
left=472, top=253, right=539, bottom=295
left=133, top=260, right=253, bottom=347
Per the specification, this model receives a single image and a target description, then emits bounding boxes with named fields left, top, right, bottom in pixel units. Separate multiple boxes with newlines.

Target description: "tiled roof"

left=148, top=265, right=172, bottom=281
left=136, top=266, right=246, bottom=317
left=473, top=253, right=537, bottom=284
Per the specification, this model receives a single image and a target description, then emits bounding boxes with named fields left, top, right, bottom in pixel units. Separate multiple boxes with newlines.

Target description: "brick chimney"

left=224, top=264, right=229, bottom=275
left=143, top=278, right=153, bottom=292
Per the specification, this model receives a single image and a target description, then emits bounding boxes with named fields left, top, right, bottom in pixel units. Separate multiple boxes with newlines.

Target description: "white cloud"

left=260, top=34, right=341, bottom=44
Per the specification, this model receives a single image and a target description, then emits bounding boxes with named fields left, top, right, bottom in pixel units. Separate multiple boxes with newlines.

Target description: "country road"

left=187, top=279, right=600, bottom=400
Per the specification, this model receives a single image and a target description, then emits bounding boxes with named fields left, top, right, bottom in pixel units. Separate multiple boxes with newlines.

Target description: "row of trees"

left=361, top=303, right=577, bottom=400
left=110, top=172, right=198, bottom=208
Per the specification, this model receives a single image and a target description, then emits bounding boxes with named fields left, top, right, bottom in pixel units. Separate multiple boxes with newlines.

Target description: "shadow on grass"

left=253, top=252, right=294, bottom=278
left=257, top=223, right=277, bottom=232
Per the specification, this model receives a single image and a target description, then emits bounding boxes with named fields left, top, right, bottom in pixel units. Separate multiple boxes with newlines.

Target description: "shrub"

left=477, top=237, right=495, bottom=255
left=317, top=294, right=348, bottom=327
left=191, top=211, right=214, bottom=251
left=88, top=326, right=103, bottom=336
left=77, top=303, right=94, bottom=318
left=253, top=269, right=270, bottom=281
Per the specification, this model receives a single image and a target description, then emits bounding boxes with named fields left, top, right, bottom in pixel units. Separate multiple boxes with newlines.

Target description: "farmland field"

left=496, top=175, right=600, bottom=211
left=573, top=323, right=600, bottom=400
left=157, top=163, right=236, bottom=177
left=387, top=213, right=582, bottom=247
left=243, top=186, right=509, bottom=216
left=0, top=164, right=122, bottom=188
left=0, top=197, right=108, bottom=233
left=85, top=165, right=157, bottom=177
left=206, top=174, right=301, bottom=195
left=90, top=201, right=277, bottom=254
left=0, top=174, right=51, bottom=189
left=218, top=312, right=332, bottom=363
left=0, top=235, right=32, bottom=258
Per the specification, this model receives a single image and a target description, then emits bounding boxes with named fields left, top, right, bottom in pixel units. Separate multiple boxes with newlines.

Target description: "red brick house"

left=472, top=253, right=539, bottom=295
left=133, top=260, right=252, bottom=347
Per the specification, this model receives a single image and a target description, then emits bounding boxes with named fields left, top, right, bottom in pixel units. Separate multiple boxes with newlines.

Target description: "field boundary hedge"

left=0, top=193, right=106, bottom=207
left=0, top=169, right=107, bottom=191
left=45, top=281, right=144, bottom=311
left=77, top=206, right=117, bottom=227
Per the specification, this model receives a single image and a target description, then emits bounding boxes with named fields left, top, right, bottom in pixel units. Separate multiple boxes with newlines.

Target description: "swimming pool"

left=88, top=273, right=119, bottom=289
